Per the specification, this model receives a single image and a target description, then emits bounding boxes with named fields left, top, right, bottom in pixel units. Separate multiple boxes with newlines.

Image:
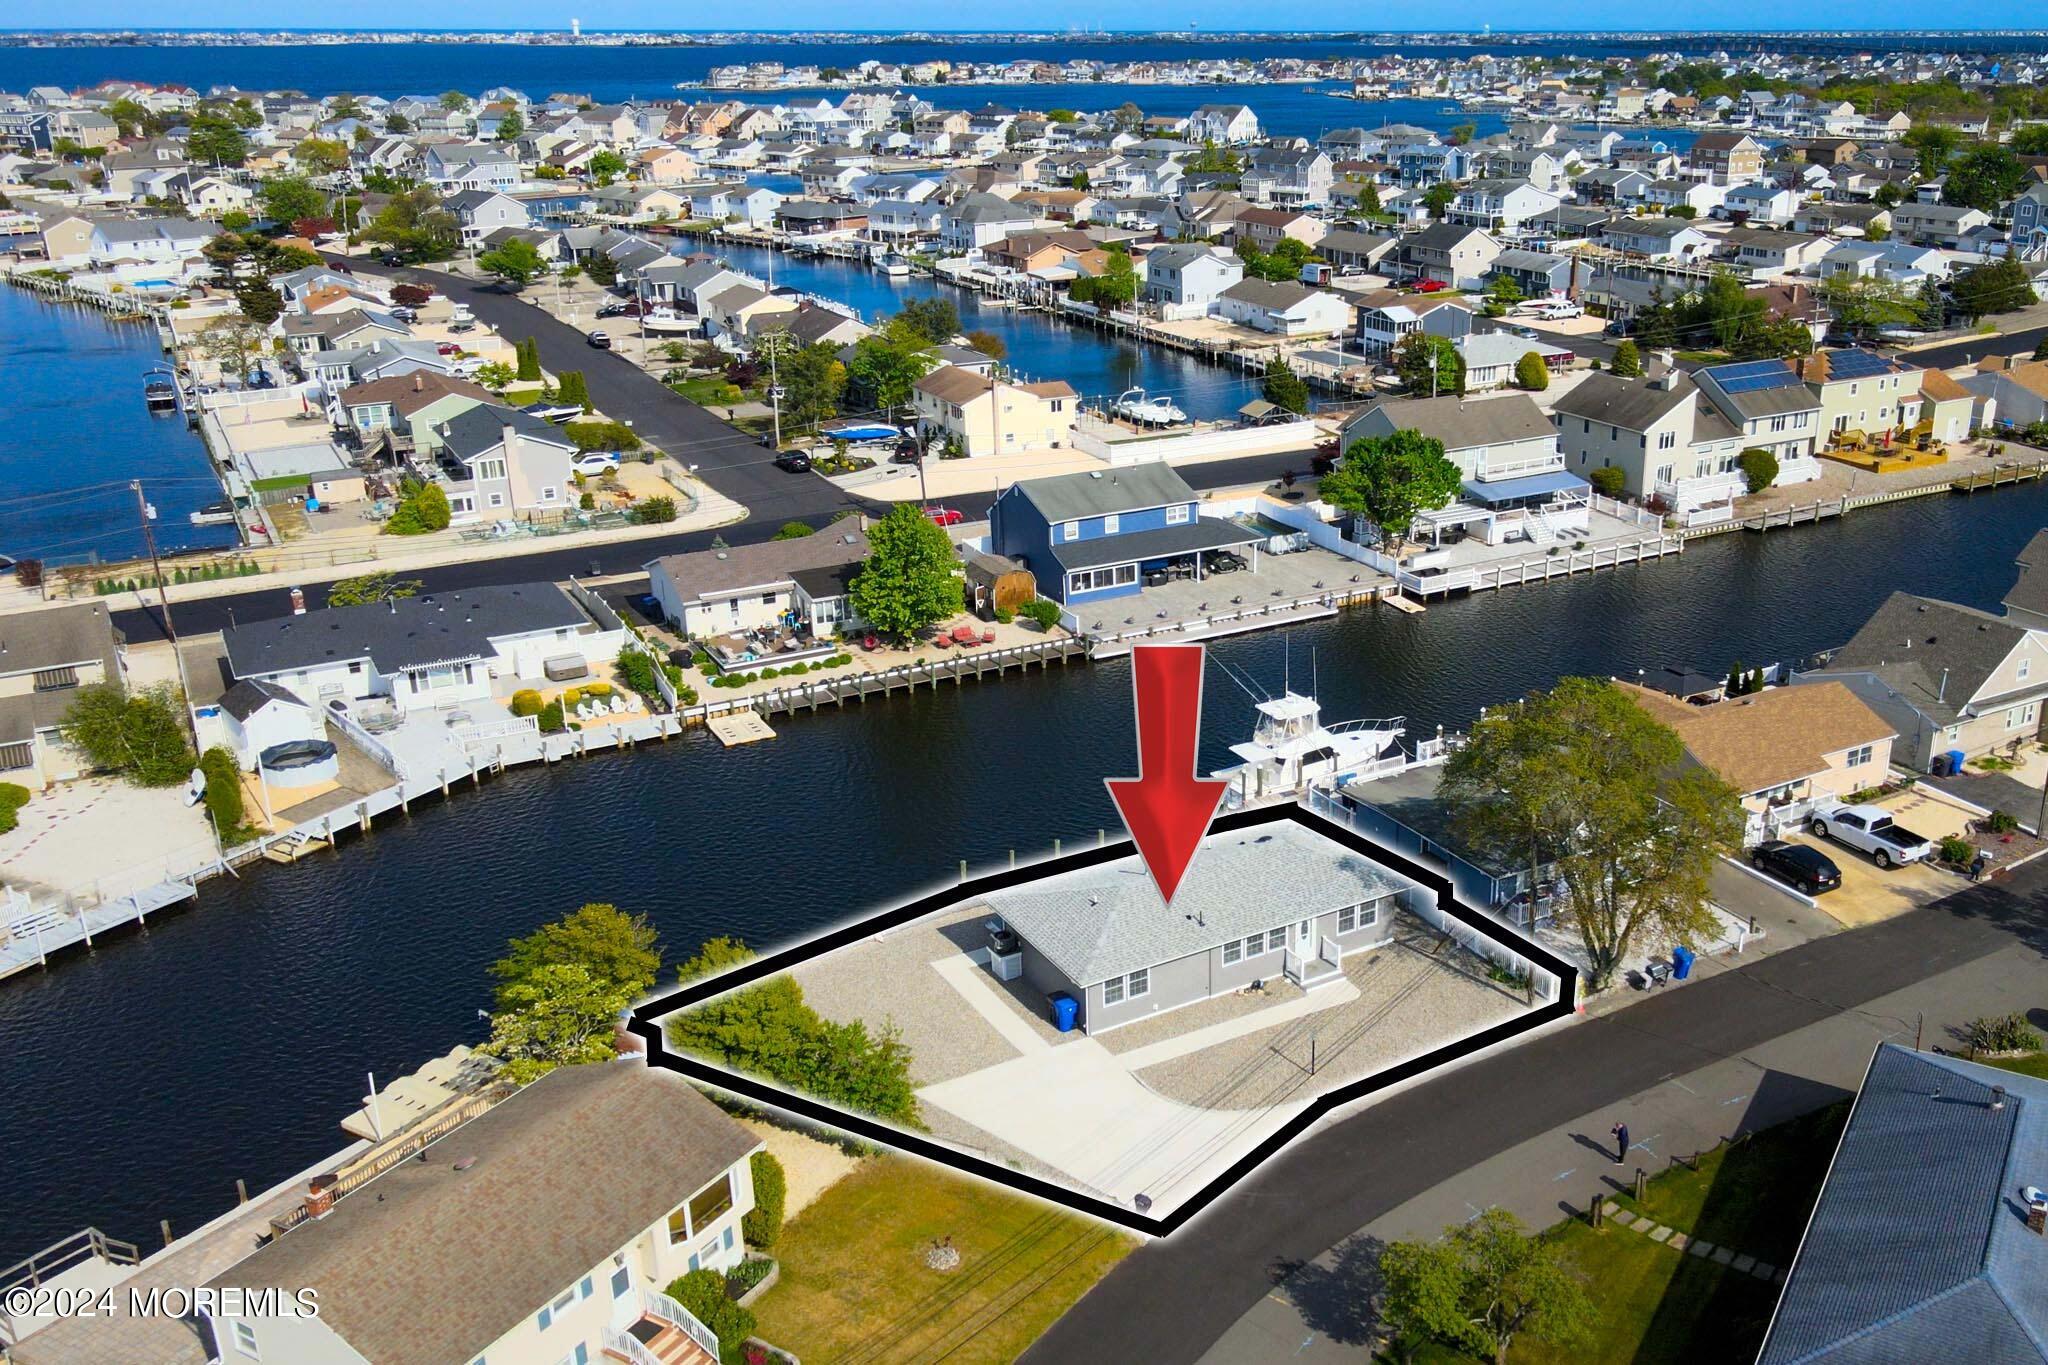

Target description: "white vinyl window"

left=1222, top=938, right=1243, bottom=965
left=1103, top=513, right=1120, bottom=534
left=1102, top=968, right=1149, bottom=1005
left=231, top=1322, right=260, bottom=1359
left=1845, top=744, right=1874, bottom=767
left=1061, top=520, right=1079, bottom=541
left=1337, top=902, right=1379, bottom=933
left=1166, top=503, right=1190, bottom=524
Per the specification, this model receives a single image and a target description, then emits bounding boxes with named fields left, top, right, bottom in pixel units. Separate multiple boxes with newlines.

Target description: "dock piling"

left=160, top=1219, right=173, bottom=1248
left=237, top=1178, right=249, bottom=1205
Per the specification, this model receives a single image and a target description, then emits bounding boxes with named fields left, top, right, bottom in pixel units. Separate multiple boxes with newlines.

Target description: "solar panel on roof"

left=1822, top=349, right=1897, bottom=380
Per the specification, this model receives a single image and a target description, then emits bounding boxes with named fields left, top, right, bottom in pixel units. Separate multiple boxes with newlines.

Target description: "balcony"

left=1473, top=453, right=1567, bottom=484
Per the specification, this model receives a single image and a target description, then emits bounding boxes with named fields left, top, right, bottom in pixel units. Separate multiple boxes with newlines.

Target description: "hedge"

left=742, top=1150, right=786, bottom=1249
left=666, top=1269, right=756, bottom=1365
left=198, top=746, right=249, bottom=841
left=0, top=782, right=29, bottom=835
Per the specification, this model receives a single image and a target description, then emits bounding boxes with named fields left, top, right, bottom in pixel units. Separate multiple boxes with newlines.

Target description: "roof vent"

left=452, top=1155, right=478, bottom=1171
left=1992, top=1085, right=2008, bottom=1112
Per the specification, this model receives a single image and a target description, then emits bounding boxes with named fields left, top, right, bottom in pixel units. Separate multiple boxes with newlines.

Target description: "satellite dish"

left=184, top=767, right=207, bottom=806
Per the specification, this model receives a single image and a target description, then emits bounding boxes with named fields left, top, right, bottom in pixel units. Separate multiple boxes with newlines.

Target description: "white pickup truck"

left=1809, top=803, right=1934, bottom=869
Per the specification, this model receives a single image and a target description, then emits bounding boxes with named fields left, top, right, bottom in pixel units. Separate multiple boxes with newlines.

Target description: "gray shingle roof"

left=1008, top=462, right=1199, bottom=525
left=223, top=583, right=589, bottom=678
left=1819, top=591, right=2035, bottom=725
left=1048, top=518, right=1261, bottom=574
left=437, top=403, right=574, bottom=462
left=2003, top=530, right=2048, bottom=620
left=1759, top=1045, right=2048, bottom=1365
left=987, top=821, right=1410, bottom=986
left=1550, top=372, right=1699, bottom=432
left=646, top=527, right=870, bottom=606
left=218, top=677, right=309, bottom=721
left=1352, top=393, right=1557, bottom=453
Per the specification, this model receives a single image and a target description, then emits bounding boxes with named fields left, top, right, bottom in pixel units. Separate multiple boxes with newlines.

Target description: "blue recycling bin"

left=1049, top=993, right=1079, bottom=1033
left=1947, top=749, right=1968, bottom=776
left=1670, top=945, right=1696, bottom=981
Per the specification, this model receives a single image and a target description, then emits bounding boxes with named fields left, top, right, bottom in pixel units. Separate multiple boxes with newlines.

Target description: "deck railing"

left=641, top=1287, right=722, bottom=1360
left=603, top=1327, right=665, bottom=1365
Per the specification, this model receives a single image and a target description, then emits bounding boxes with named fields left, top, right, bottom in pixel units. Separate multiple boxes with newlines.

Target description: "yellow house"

left=1621, top=679, right=1897, bottom=843
left=912, top=364, right=1079, bottom=458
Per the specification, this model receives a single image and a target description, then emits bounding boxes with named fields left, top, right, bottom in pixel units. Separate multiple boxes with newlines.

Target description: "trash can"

left=1930, top=753, right=1951, bottom=777
left=1049, top=992, right=1079, bottom=1033
left=1947, top=749, right=1968, bottom=776
left=1670, top=945, right=1695, bottom=981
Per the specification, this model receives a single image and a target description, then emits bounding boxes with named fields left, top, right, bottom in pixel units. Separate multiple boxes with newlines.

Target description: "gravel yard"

left=791, top=905, right=1057, bottom=1087
left=1098, top=975, right=1308, bottom=1057
left=1133, top=919, right=1529, bottom=1109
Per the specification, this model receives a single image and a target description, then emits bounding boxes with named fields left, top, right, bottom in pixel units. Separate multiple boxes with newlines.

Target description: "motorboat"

left=639, top=312, right=701, bottom=336
left=188, top=499, right=239, bottom=527
left=143, top=377, right=179, bottom=411
left=1112, top=388, right=1187, bottom=426
left=1211, top=692, right=1413, bottom=807
left=819, top=420, right=901, bottom=444
left=875, top=251, right=913, bottom=278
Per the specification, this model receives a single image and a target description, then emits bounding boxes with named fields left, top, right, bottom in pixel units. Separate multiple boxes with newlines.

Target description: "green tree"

left=849, top=503, right=962, bottom=639
left=325, top=570, right=422, bottom=607
left=496, top=108, right=525, bottom=141
left=582, top=252, right=619, bottom=287
left=1513, top=350, right=1550, bottom=391
left=1071, top=243, right=1138, bottom=306
left=1358, top=180, right=1383, bottom=216
left=1821, top=274, right=1921, bottom=337
left=1951, top=257, right=2035, bottom=320
left=774, top=521, right=816, bottom=540
left=1609, top=338, right=1644, bottom=378
left=258, top=175, right=326, bottom=225
left=196, top=314, right=271, bottom=382
left=1872, top=181, right=1905, bottom=209
left=846, top=320, right=939, bottom=412
left=234, top=283, right=285, bottom=325
left=555, top=370, right=591, bottom=411
left=587, top=149, right=628, bottom=185
left=60, top=684, right=192, bottom=787
left=187, top=115, right=248, bottom=167
left=384, top=111, right=412, bottom=133
left=1588, top=465, right=1626, bottom=496
left=1423, top=182, right=1457, bottom=219
left=895, top=297, right=961, bottom=345
left=1378, top=1210, right=1596, bottom=1365
left=1738, top=447, right=1779, bottom=494
left=439, top=89, right=470, bottom=112
left=2033, top=335, right=2048, bottom=362
left=106, top=97, right=151, bottom=138
left=491, top=902, right=661, bottom=1007
left=478, top=237, right=546, bottom=288
left=1733, top=315, right=1816, bottom=361
left=198, top=746, right=251, bottom=843
left=293, top=137, right=350, bottom=175
left=666, top=1269, right=757, bottom=1360
left=1941, top=145, right=2026, bottom=212
left=384, top=477, right=452, bottom=534
left=962, top=328, right=1007, bottom=361
left=1440, top=677, right=1741, bottom=991
left=1903, top=124, right=1960, bottom=176
left=474, top=360, right=515, bottom=389
left=1392, top=332, right=1464, bottom=397
left=362, top=186, right=459, bottom=261
left=482, top=963, right=629, bottom=1084
left=1260, top=357, right=1310, bottom=414
left=516, top=336, right=543, bottom=382
left=1319, top=428, right=1463, bottom=552
left=1484, top=273, right=1524, bottom=318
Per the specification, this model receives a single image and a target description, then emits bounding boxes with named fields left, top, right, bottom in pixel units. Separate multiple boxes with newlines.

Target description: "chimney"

left=289, top=585, right=306, bottom=616
left=1656, top=349, right=1675, bottom=371
left=305, top=1174, right=338, bottom=1220
left=2027, top=1186, right=2048, bottom=1235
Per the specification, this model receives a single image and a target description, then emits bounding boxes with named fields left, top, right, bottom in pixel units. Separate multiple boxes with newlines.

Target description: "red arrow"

left=1106, top=643, right=1226, bottom=906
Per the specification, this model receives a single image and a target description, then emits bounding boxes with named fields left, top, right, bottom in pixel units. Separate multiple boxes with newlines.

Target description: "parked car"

left=436, top=342, right=462, bottom=356
left=571, top=452, right=621, bottom=477
left=1809, top=802, right=1934, bottom=869
left=1411, top=279, right=1449, bottom=293
left=773, top=450, right=813, bottom=473
left=1208, top=550, right=1249, bottom=573
left=596, top=301, right=649, bottom=319
left=1875, top=326, right=1928, bottom=344
left=380, top=252, right=406, bottom=267
left=1751, top=840, right=1842, bottom=895
left=390, top=306, right=418, bottom=323
left=587, top=331, right=613, bottom=350
left=926, top=505, right=965, bottom=527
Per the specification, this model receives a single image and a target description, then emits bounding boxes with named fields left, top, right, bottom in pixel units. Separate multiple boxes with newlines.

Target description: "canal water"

left=4, top=484, right=2047, bottom=1260
left=708, top=239, right=1265, bottom=421
left=0, top=287, right=238, bottom=565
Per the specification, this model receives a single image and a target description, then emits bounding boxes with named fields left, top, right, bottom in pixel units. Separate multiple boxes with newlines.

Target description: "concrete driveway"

left=919, top=1037, right=1313, bottom=1213
left=1783, top=827, right=1960, bottom=927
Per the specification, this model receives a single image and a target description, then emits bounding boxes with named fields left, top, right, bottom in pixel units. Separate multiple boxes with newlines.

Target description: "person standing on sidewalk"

left=1612, top=1121, right=1630, bottom=1164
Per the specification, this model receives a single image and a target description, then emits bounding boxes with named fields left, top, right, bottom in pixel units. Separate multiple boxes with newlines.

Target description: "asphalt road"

left=1021, top=863, right=2048, bottom=1365
left=1906, top=322, right=2048, bottom=371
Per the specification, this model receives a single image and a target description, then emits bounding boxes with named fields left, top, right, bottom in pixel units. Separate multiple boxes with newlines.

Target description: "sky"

left=1, top=9, right=2040, bottom=32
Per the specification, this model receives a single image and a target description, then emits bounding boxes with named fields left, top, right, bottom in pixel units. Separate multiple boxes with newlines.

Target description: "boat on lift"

left=1211, top=690, right=1415, bottom=807
left=1112, top=387, right=1187, bottom=426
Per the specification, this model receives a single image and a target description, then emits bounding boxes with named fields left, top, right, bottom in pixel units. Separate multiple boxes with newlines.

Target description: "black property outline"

left=628, top=802, right=1579, bottom=1237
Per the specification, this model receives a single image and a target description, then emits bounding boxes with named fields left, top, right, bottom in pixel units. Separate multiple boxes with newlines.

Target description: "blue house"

left=988, top=463, right=1263, bottom=607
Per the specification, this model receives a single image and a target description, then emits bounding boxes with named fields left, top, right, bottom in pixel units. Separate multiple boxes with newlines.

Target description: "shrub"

left=666, top=1269, right=756, bottom=1363
left=692, top=652, right=714, bottom=669
left=727, top=1256, right=774, bottom=1297
left=579, top=490, right=596, bottom=510
left=1967, top=1012, right=2043, bottom=1054
left=0, top=782, right=30, bottom=835
left=1737, top=447, right=1779, bottom=495
left=1987, top=808, right=2021, bottom=834
left=536, top=700, right=566, bottom=733
left=1587, top=466, right=1626, bottom=497
left=632, top=496, right=678, bottom=525
left=993, top=606, right=1015, bottom=624
left=60, top=683, right=192, bottom=786
left=509, top=689, right=545, bottom=717
left=561, top=687, right=582, bottom=709
left=198, top=745, right=250, bottom=841
left=743, top=1150, right=787, bottom=1249
left=563, top=419, right=642, bottom=452
left=1018, top=599, right=1061, bottom=630
left=1940, top=834, right=1974, bottom=866
left=1513, top=350, right=1550, bottom=391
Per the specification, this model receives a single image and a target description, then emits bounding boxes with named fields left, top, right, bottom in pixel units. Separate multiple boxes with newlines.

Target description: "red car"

left=1412, top=279, right=1449, bottom=293
left=925, top=505, right=965, bottom=527
left=436, top=342, right=462, bottom=355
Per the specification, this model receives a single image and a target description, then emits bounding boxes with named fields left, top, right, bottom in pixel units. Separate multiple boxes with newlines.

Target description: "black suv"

left=1750, top=840, right=1842, bottom=895
left=774, top=450, right=813, bottom=473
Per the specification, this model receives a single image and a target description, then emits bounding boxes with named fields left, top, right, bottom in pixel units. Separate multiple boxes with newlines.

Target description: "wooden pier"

left=1951, top=460, right=2048, bottom=494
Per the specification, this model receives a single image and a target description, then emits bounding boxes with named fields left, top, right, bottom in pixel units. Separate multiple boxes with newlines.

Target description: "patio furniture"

left=980, top=629, right=996, bottom=644
left=609, top=694, right=628, bottom=714
left=862, top=634, right=879, bottom=651
left=935, top=635, right=952, bottom=648
left=950, top=625, right=979, bottom=646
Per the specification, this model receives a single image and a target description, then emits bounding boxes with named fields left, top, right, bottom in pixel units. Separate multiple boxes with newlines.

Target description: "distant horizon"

left=3, top=23, right=2045, bottom=38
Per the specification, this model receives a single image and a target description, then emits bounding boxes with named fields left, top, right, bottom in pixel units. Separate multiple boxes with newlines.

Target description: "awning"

left=1462, top=470, right=1590, bottom=505
left=1047, top=519, right=1264, bottom=573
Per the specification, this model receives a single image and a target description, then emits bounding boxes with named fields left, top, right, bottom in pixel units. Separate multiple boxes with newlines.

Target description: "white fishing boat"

left=1213, top=692, right=1416, bottom=807
left=639, top=312, right=701, bottom=336
left=1112, top=387, right=1187, bottom=426
left=877, top=252, right=912, bottom=278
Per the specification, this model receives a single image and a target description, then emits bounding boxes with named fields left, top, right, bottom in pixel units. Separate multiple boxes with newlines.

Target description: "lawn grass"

left=1515, top=1223, right=1781, bottom=1365
left=499, top=385, right=542, bottom=405
left=748, top=1155, right=1135, bottom=1364
left=670, top=374, right=751, bottom=407
left=1609, top=1101, right=1848, bottom=1265
left=1981, top=1051, right=2048, bottom=1080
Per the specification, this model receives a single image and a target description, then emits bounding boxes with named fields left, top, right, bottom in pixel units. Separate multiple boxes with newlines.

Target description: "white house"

left=646, top=527, right=872, bottom=640
left=221, top=582, right=626, bottom=715
left=1212, top=278, right=1352, bottom=336
left=1142, top=243, right=1244, bottom=319
left=216, top=678, right=324, bottom=772
left=1187, top=103, right=1261, bottom=144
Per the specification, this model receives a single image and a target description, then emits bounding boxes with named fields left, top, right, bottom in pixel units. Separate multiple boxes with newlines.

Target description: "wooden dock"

left=1381, top=594, right=1425, bottom=615
left=707, top=712, right=776, bottom=746
left=1951, top=460, right=2048, bottom=494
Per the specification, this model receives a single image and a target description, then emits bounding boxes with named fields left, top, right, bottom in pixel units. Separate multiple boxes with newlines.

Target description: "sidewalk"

left=1196, top=938, right=2045, bottom=1362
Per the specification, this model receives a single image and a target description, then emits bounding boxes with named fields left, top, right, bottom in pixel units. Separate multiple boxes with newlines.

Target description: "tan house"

left=34, top=211, right=95, bottom=266
left=912, top=364, right=1078, bottom=458
left=6, top=1063, right=759, bottom=1365
left=1621, top=680, right=1895, bottom=843
left=1229, top=207, right=1329, bottom=252
left=1916, top=368, right=1976, bottom=445
left=0, top=603, right=125, bottom=789
left=1688, top=131, right=1765, bottom=185
left=1796, top=590, right=2048, bottom=770
left=984, top=229, right=1106, bottom=277
left=633, top=146, right=701, bottom=184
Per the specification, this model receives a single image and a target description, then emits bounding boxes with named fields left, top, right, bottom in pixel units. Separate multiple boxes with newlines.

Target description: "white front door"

left=1296, top=918, right=1318, bottom=961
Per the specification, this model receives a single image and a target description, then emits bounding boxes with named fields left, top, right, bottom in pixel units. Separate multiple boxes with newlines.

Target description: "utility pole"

left=133, top=481, right=201, bottom=752
left=766, top=340, right=783, bottom=451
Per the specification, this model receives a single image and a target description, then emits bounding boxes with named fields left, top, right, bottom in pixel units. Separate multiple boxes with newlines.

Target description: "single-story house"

left=1211, top=278, right=1351, bottom=337
left=645, top=527, right=872, bottom=641
left=0, top=602, right=125, bottom=789
left=217, top=678, right=325, bottom=773
left=984, top=820, right=1411, bottom=1034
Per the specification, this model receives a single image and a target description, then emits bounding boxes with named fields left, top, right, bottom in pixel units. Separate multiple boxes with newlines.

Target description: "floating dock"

left=707, top=712, right=776, bottom=746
